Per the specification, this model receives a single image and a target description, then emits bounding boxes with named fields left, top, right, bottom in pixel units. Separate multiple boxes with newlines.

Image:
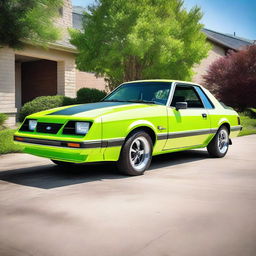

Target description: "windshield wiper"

left=126, top=100, right=156, bottom=104
left=103, top=99, right=127, bottom=102
left=103, top=99, right=157, bottom=104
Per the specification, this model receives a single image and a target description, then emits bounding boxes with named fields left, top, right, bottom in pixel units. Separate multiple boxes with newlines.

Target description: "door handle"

left=202, top=113, right=207, bottom=118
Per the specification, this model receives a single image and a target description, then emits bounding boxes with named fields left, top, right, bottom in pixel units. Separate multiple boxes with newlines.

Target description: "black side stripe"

left=157, top=126, right=242, bottom=141
left=168, top=129, right=216, bottom=139
left=157, top=134, right=168, bottom=140
left=157, top=129, right=216, bottom=140
left=14, top=136, right=124, bottom=149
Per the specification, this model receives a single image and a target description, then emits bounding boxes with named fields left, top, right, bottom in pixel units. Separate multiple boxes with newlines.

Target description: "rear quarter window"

left=194, top=87, right=215, bottom=109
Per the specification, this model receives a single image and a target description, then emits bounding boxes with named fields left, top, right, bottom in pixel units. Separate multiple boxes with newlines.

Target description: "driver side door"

left=164, top=83, right=212, bottom=150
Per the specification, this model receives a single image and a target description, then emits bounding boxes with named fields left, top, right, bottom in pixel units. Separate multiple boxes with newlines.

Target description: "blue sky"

left=72, top=0, right=256, bottom=40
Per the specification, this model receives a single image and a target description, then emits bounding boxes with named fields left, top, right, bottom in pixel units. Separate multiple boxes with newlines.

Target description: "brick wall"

left=0, top=47, right=17, bottom=127
left=55, top=0, right=73, bottom=44
left=76, top=71, right=106, bottom=91
left=192, top=43, right=225, bottom=85
left=16, top=45, right=77, bottom=98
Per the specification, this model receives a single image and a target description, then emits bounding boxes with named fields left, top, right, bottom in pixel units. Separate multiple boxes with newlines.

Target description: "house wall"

left=55, top=0, right=73, bottom=43
left=0, top=47, right=16, bottom=127
left=0, top=45, right=76, bottom=126
left=76, top=71, right=106, bottom=91
left=192, top=43, right=225, bottom=85
left=15, top=45, right=76, bottom=99
left=15, top=62, right=22, bottom=111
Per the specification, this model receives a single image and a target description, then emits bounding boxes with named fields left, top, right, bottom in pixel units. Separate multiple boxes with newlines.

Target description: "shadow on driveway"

left=0, top=150, right=209, bottom=189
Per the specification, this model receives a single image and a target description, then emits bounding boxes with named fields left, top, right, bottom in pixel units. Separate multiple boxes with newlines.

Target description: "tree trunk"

left=124, top=56, right=143, bottom=81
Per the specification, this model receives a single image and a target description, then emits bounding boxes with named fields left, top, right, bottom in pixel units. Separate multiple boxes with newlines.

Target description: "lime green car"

left=14, top=80, right=242, bottom=175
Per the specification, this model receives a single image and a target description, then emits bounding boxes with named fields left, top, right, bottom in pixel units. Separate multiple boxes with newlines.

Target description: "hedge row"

left=0, top=113, right=7, bottom=127
left=19, top=88, right=107, bottom=121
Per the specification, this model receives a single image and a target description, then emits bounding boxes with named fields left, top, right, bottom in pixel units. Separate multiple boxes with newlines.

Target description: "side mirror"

left=175, top=102, right=188, bottom=110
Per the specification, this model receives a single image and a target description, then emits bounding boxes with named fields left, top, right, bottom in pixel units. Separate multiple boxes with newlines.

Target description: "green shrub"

left=0, top=129, right=23, bottom=154
left=76, top=88, right=107, bottom=104
left=19, top=95, right=76, bottom=121
left=239, top=114, right=256, bottom=136
left=0, top=113, right=7, bottom=127
left=244, top=108, right=256, bottom=119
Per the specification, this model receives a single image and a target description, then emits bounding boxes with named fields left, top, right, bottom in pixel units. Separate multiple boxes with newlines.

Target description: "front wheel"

left=117, top=131, right=153, bottom=176
left=207, top=126, right=229, bottom=158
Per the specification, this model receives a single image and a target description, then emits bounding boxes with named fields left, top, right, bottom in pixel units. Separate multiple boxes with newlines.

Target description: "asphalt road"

left=0, top=135, right=256, bottom=256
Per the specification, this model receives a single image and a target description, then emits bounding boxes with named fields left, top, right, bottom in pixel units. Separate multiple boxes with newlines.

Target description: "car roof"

left=123, top=79, right=202, bottom=88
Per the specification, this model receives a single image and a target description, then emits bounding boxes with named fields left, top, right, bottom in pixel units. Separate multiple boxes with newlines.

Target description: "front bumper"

left=13, top=135, right=124, bottom=163
left=14, top=140, right=104, bottom=163
left=14, top=135, right=102, bottom=149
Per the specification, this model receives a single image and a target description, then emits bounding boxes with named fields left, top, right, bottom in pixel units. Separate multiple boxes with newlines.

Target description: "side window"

left=171, top=85, right=204, bottom=108
left=194, top=87, right=215, bottom=109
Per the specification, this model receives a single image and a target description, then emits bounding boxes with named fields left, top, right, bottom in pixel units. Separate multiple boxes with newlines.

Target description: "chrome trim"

left=166, top=82, right=176, bottom=107
left=157, top=126, right=166, bottom=130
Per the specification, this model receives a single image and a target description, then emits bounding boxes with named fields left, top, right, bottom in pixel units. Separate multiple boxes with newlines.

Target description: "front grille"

left=36, top=122, right=63, bottom=134
left=62, top=121, right=76, bottom=135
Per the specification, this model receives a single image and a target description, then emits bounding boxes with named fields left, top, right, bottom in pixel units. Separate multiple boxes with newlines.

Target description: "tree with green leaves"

left=0, top=0, right=63, bottom=49
left=71, top=0, right=211, bottom=90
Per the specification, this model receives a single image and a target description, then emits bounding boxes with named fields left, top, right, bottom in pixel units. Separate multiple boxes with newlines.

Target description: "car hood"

left=29, top=102, right=160, bottom=120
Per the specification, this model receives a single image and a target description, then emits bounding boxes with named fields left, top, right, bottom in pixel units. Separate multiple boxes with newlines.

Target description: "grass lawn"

left=239, top=114, right=256, bottom=136
left=0, top=129, right=23, bottom=154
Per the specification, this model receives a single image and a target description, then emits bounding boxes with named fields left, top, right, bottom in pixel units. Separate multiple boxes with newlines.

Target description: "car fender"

left=217, top=117, right=231, bottom=130
left=126, top=120, right=158, bottom=137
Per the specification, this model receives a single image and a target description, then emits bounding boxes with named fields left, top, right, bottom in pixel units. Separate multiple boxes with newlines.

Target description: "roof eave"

left=21, top=39, right=78, bottom=54
left=48, top=42, right=78, bottom=53
left=206, top=35, right=237, bottom=51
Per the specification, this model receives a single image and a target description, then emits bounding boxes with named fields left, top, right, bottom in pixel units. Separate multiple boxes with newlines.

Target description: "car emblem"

left=46, top=126, right=52, bottom=131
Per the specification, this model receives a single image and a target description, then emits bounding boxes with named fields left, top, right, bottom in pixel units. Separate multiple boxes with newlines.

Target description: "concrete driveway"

left=0, top=135, right=256, bottom=256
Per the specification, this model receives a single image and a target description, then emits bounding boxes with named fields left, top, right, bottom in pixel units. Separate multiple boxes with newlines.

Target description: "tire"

left=117, top=131, right=153, bottom=176
left=207, top=126, right=229, bottom=158
left=51, top=159, right=74, bottom=166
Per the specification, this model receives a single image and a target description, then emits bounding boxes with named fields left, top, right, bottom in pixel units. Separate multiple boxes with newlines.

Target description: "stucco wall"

left=192, top=44, right=225, bottom=85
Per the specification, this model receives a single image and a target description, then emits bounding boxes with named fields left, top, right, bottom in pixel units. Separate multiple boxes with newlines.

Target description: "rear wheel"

left=117, top=131, right=153, bottom=176
left=207, top=126, right=229, bottom=158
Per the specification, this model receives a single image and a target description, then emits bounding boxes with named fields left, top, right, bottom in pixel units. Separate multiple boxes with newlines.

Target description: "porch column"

left=57, top=59, right=76, bottom=98
left=0, top=47, right=17, bottom=126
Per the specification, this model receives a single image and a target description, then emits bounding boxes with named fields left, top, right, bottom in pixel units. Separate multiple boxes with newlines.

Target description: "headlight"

left=75, top=122, right=90, bottom=135
left=28, top=120, right=37, bottom=131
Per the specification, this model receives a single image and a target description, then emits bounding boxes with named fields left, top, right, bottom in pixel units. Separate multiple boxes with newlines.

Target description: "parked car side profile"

left=14, top=80, right=242, bottom=175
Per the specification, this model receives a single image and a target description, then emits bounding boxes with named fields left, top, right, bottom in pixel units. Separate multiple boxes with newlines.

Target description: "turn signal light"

left=14, top=136, right=24, bottom=141
left=67, top=142, right=81, bottom=148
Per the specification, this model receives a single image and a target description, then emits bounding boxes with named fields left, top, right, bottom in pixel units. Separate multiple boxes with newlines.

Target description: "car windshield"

left=103, top=82, right=172, bottom=105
